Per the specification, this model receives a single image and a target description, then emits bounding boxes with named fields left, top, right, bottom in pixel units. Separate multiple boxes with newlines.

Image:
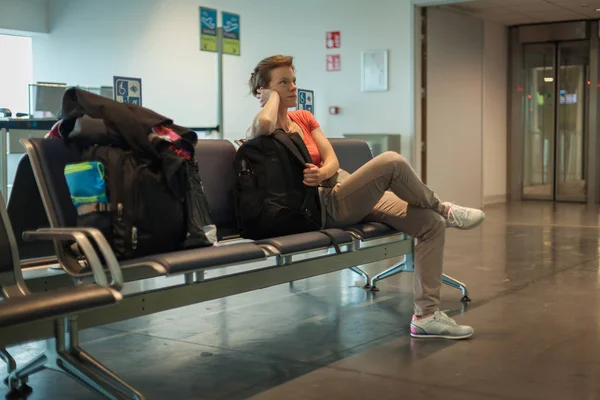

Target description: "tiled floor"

left=3, top=201, right=600, bottom=399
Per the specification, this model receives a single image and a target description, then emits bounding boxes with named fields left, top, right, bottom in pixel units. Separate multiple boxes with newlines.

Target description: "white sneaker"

left=443, top=202, right=485, bottom=230
left=410, top=311, right=474, bottom=340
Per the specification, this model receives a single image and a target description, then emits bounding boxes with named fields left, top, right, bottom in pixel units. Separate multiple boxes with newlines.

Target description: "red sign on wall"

left=326, top=31, right=341, bottom=49
left=326, top=54, right=341, bottom=72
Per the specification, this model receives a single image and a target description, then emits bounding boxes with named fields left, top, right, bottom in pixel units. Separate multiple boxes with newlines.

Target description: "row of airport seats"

left=0, top=136, right=469, bottom=399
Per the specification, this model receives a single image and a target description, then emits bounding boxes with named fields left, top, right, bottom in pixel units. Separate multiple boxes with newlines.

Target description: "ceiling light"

left=544, top=77, right=554, bottom=82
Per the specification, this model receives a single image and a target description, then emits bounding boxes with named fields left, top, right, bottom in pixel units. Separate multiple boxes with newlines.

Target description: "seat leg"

left=67, top=317, right=145, bottom=400
left=442, top=274, right=471, bottom=302
left=11, top=318, right=144, bottom=400
left=69, top=351, right=143, bottom=400
left=370, top=253, right=414, bottom=292
left=2, top=348, right=27, bottom=400
left=9, top=350, right=48, bottom=387
left=184, top=273, right=195, bottom=284
left=349, top=266, right=371, bottom=289
left=330, top=243, right=371, bottom=288
left=1, top=348, right=16, bottom=376
left=10, top=317, right=68, bottom=386
left=56, top=352, right=131, bottom=400
left=10, top=320, right=66, bottom=397
left=1, top=348, right=18, bottom=390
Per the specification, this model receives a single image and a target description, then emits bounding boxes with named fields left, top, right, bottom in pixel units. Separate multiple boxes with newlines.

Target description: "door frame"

left=508, top=20, right=600, bottom=203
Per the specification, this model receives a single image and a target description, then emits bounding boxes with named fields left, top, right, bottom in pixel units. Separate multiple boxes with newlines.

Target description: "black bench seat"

left=256, top=229, right=354, bottom=255
left=136, top=242, right=267, bottom=274
left=0, top=283, right=120, bottom=329
left=346, top=222, right=405, bottom=241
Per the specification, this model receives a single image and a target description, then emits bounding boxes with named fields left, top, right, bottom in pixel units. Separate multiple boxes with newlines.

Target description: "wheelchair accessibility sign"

left=297, top=89, right=314, bottom=114
left=113, top=76, right=142, bottom=105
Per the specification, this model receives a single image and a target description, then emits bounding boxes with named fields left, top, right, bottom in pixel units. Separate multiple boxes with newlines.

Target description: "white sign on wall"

left=361, top=50, right=388, bottom=92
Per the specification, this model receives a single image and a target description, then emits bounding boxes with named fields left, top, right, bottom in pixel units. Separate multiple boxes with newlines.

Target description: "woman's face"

left=268, top=66, right=297, bottom=108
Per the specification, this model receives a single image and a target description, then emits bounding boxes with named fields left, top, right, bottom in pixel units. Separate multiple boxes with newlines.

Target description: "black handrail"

left=187, top=126, right=220, bottom=132
left=0, top=120, right=58, bottom=130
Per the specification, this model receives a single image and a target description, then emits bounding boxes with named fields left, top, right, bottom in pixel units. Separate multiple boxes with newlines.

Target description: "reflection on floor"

left=3, top=201, right=600, bottom=399
left=523, top=179, right=585, bottom=198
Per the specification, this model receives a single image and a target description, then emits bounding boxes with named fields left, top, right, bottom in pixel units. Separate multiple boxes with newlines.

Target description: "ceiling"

left=443, top=0, right=600, bottom=25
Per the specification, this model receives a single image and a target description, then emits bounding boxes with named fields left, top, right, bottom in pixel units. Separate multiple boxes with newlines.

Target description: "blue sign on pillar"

left=200, top=7, right=218, bottom=52
left=222, top=11, right=240, bottom=55
left=113, top=76, right=143, bottom=105
left=297, top=89, right=314, bottom=114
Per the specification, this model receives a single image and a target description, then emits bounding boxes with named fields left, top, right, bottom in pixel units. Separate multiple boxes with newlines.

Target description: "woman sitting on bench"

left=247, top=55, right=485, bottom=340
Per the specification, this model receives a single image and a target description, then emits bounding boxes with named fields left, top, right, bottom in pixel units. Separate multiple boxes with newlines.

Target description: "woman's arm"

left=249, top=89, right=280, bottom=138
left=301, top=127, right=340, bottom=187
left=312, top=127, right=339, bottom=180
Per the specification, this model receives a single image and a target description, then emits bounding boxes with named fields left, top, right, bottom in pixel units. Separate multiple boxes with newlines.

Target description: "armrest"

left=51, top=227, right=124, bottom=291
left=22, top=228, right=124, bottom=290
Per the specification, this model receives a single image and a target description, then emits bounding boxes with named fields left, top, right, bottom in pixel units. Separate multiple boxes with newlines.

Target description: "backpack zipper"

left=131, top=226, right=138, bottom=250
left=116, top=151, right=127, bottom=222
left=129, top=163, right=145, bottom=251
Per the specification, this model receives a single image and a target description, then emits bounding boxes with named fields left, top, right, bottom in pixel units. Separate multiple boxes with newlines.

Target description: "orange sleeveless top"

left=288, top=110, right=322, bottom=166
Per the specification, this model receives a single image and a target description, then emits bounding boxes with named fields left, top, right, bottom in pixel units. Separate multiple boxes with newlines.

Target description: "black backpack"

left=55, top=89, right=216, bottom=261
left=78, top=145, right=189, bottom=260
left=233, top=130, right=322, bottom=240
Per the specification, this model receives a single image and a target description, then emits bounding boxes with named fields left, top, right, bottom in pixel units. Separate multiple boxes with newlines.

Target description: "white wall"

left=32, top=0, right=416, bottom=147
left=482, top=21, right=508, bottom=204
left=0, top=0, right=48, bottom=34
left=424, top=7, right=508, bottom=208
left=426, top=7, right=484, bottom=208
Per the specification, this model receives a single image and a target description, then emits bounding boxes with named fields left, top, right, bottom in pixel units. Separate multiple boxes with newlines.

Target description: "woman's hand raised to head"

left=251, top=88, right=280, bottom=137
left=258, top=88, right=278, bottom=108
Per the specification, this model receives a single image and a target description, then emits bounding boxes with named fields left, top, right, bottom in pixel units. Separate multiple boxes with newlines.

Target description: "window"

left=0, top=35, right=33, bottom=116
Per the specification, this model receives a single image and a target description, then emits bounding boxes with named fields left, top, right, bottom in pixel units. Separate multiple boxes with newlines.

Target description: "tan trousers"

left=322, top=151, right=445, bottom=316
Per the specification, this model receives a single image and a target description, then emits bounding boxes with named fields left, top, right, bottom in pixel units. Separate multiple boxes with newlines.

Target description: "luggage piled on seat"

left=50, top=87, right=216, bottom=260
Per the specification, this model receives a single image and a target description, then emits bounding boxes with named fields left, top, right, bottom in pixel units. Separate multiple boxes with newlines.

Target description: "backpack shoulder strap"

left=288, top=132, right=313, bottom=164
left=271, top=130, right=310, bottom=167
left=319, top=230, right=342, bottom=254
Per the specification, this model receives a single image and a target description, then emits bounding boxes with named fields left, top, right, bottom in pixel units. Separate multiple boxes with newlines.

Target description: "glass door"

left=522, top=44, right=556, bottom=200
left=521, top=41, right=589, bottom=202
left=556, top=41, right=588, bottom=202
